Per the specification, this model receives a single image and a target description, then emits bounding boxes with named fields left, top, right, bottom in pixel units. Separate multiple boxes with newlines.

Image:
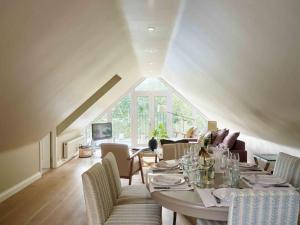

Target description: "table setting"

left=148, top=144, right=296, bottom=209
left=147, top=173, right=193, bottom=192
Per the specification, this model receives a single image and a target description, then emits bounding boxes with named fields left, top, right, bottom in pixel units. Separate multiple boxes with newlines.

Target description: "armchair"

left=100, top=143, right=144, bottom=185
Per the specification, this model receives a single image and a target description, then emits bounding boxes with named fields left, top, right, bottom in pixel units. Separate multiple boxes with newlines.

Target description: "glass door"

left=132, top=92, right=171, bottom=146
left=136, top=95, right=150, bottom=145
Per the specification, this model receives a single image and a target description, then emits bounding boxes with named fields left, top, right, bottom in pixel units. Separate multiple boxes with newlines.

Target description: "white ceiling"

left=1, top=0, right=300, bottom=150
left=120, top=0, right=180, bottom=77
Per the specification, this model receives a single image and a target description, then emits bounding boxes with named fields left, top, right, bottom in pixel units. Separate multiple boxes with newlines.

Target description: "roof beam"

left=56, top=74, right=121, bottom=136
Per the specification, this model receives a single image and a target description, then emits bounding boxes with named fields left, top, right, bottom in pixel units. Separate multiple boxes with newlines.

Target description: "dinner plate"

left=156, top=160, right=179, bottom=168
left=239, top=162, right=257, bottom=168
left=213, top=188, right=236, bottom=200
left=151, top=175, right=185, bottom=186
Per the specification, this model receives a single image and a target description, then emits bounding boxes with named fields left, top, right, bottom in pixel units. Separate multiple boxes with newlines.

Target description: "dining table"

left=146, top=162, right=271, bottom=222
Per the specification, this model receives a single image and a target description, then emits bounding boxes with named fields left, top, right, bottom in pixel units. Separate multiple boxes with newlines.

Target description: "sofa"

left=229, top=139, right=247, bottom=162
left=204, top=129, right=247, bottom=162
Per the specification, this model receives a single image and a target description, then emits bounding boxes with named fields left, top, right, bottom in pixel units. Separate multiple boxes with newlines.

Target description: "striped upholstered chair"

left=82, top=163, right=162, bottom=225
left=102, top=152, right=155, bottom=204
left=197, top=190, right=299, bottom=225
left=162, top=143, right=191, bottom=160
left=273, top=152, right=300, bottom=188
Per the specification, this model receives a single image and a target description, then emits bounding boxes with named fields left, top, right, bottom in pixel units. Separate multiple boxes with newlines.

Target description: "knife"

left=154, top=187, right=171, bottom=189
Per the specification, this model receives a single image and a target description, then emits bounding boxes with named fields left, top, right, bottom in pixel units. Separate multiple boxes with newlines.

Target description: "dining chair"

left=82, top=163, right=162, bottom=225
left=197, top=189, right=299, bottom=225
left=102, top=152, right=156, bottom=204
left=161, top=142, right=192, bottom=225
left=162, top=143, right=191, bottom=160
left=101, top=143, right=144, bottom=185
left=273, top=152, right=300, bottom=187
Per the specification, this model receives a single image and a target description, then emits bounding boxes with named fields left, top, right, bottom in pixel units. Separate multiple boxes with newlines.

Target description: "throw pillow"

left=212, top=129, right=229, bottom=146
left=185, top=127, right=194, bottom=138
left=221, top=132, right=240, bottom=149
left=160, top=139, right=189, bottom=146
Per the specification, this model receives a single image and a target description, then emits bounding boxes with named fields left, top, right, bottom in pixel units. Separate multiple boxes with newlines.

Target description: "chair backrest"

left=82, top=163, right=114, bottom=225
left=163, top=143, right=190, bottom=160
left=273, top=152, right=300, bottom=187
left=100, top=143, right=131, bottom=177
left=102, top=152, right=122, bottom=204
left=227, top=190, right=299, bottom=225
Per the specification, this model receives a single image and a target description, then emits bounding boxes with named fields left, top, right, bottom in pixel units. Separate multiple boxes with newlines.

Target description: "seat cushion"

left=197, top=219, right=226, bottom=225
left=118, top=184, right=156, bottom=204
left=105, top=204, right=161, bottom=225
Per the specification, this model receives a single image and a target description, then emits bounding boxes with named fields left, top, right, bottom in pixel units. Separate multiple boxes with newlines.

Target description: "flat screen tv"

left=92, top=122, right=112, bottom=140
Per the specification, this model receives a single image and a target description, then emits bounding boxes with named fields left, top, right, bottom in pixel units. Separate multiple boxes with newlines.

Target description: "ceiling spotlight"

left=147, top=27, right=155, bottom=32
left=144, top=49, right=157, bottom=53
left=148, top=62, right=153, bottom=65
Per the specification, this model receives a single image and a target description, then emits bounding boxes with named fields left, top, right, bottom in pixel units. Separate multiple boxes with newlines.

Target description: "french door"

left=132, top=91, right=171, bottom=146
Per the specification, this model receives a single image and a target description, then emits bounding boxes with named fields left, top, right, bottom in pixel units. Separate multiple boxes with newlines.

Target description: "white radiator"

left=63, top=136, right=84, bottom=159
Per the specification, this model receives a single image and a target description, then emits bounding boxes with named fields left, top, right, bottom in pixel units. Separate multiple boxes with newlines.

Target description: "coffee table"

left=253, top=153, right=277, bottom=172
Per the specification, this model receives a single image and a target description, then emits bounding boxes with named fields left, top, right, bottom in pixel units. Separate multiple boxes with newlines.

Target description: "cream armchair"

left=100, top=143, right=144, bottom=185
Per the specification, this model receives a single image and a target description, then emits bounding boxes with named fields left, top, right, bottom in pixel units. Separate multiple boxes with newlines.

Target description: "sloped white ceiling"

left=0, top=0, right=141, bottom=150
left=1, top=0, right=300, bottom=151
left=163, top=0, right=300, bottom=149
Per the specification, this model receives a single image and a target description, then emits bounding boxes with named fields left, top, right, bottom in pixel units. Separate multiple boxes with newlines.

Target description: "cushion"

left=221, top=132, right=240, bottom=149
left=160, top=139, right=189, bottom=146
left=117, top=184, right=156, bottom=204
left=212, top=129, right=229, bottom=146
left=105, top=204, right=161, bottom=225
left=185, top=127, right=195, bottom=138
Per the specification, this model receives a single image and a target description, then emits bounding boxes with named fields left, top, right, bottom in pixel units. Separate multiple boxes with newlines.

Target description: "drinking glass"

left=218, top=154, right=229, bottom=187
left=200, top=155, right=215, bottom=185
left=231, top=153, right=240, bottom=168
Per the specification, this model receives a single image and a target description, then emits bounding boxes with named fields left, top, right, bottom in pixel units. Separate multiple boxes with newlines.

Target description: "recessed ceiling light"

left=147, top=27, right=155, bottom=32
left=148, top=62, right=153, bottom=65
left=144, top=49, right=157, bottom=53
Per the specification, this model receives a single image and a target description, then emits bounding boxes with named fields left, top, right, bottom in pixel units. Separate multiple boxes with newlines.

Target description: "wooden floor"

left=0, top=157, right=177, bottom=225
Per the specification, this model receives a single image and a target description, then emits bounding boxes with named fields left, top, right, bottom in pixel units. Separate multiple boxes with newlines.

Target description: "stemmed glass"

left=200, top=153, right=215, bottom=185
left=219, top=153, right=229, bottom=187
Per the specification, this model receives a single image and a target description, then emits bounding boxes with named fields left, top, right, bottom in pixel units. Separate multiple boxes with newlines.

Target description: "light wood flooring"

left=0, top=156, right=178, bottom=225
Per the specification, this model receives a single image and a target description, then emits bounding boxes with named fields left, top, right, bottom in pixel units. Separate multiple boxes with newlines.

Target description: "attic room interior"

left=1, top=0, right=300, bottom=225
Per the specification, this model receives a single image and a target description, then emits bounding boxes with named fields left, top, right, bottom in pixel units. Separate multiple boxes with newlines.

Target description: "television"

left=92, top=122, right=112, bottom=140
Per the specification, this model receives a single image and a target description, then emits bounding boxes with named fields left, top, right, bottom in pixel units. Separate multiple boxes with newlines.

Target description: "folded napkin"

left=244, top=175, right=285, bottom=185
left=241, top=175, right=295, bottom=190
left=156, top=160, right=179, bottom=168
left=196, top=188, right=231, bottom=208
left=148, top=174, right=193, bottom=192
left=240, top=170, right=269, bottom=175
left=152, top=175, right=182, bottom=185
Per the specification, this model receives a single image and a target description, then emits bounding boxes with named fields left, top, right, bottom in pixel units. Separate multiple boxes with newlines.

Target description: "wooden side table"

left=253, top=153, right=277, bottom=172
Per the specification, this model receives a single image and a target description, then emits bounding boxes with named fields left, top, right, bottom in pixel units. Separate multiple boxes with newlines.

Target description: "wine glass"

left=219, top=154, right=229, bottom=187
left=200, top=154, right=215, bottom=185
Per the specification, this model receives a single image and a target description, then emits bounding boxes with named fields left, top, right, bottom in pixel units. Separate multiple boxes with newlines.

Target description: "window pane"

left=137, top=96, right=150, bottom=144
left=135, top=78, right=168, bottom=91
left=111, top=96, right=131, bottom=145
left=154, top=96, right=167, bottom=130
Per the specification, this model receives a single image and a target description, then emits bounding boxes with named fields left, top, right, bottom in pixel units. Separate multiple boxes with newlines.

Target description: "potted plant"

left=148, top=123, right=168, bottom=151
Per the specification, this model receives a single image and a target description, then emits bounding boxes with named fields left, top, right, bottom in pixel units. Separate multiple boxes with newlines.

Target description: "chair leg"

left=173, top=212, right=177, bottom=225
left=129, top=158, right=134, bottom=185
left=138, top=154, right=145, bottom=184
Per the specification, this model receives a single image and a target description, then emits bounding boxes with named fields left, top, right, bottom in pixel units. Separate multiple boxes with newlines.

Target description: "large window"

left=172, top=93, right=206, bottom=137
left=111, top=96, right=131, bottom=144
left=85, top=78, right=207, bottom=146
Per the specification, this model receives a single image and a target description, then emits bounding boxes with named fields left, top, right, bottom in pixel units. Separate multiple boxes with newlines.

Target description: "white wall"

left=242, top=135, right=300, bottom=163
left=0, top=143, right=40, bottom=201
